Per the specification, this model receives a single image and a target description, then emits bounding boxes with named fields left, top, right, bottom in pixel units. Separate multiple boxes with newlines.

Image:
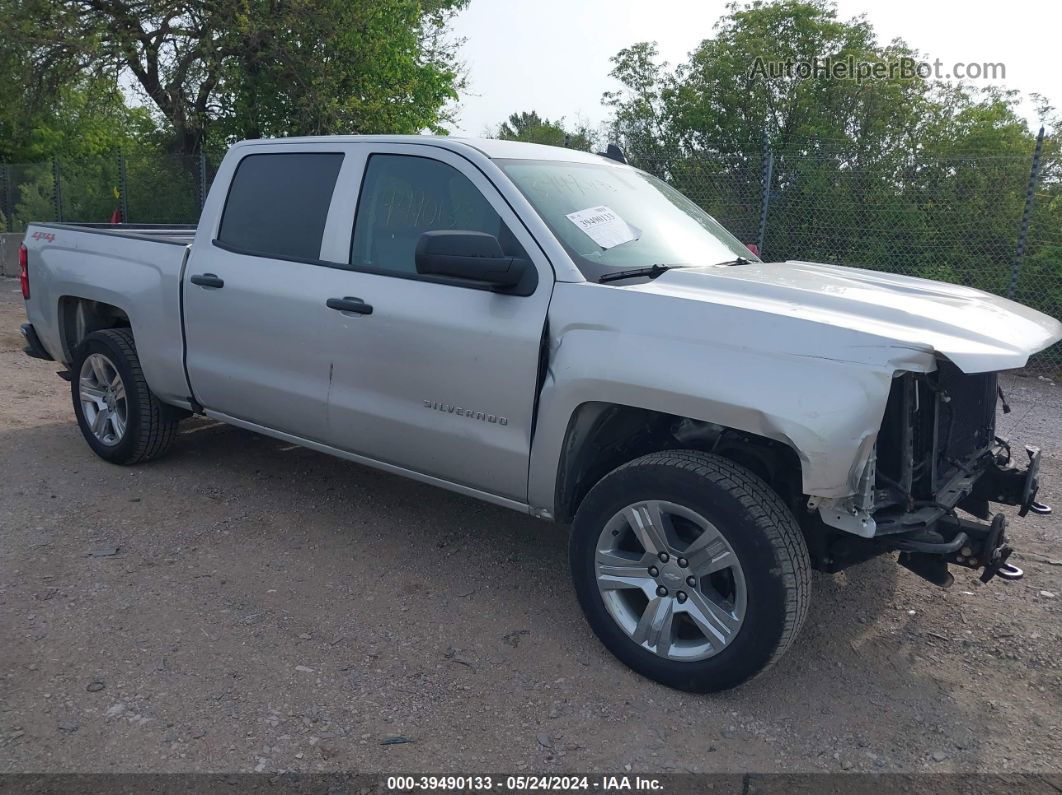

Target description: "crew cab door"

left=182, top=148, right=352, bottom=440
left=321, top=145, right=554, bottom=502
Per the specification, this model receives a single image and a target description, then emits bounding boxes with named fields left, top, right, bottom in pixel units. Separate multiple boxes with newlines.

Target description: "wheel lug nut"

left=648, top=566, right=659, bottom=577
left=656, top=586, right=668, bottom=597
left=658, top=552, right=669, bottom=563
left=686, top=575, right=697, bottom=587
left=678, top=557, right=688, bottom=568
left=676, top=591, right=687, bottom=603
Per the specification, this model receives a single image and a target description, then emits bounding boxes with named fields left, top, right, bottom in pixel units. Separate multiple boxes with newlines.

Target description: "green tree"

left=605, top=1, right=939, bottom=165
left=0, top=77, right=154, bottom=163
left=603, top=43, right=679, bottom=169
left=213, top=0, right=468, bottom=142
left=601, top=0, right=1062, bottom=334
left=6, top=0, right=468, bottom=155
left=494, top=110, right=596, bottom=151
left=0, top=80, right=158, bottom=230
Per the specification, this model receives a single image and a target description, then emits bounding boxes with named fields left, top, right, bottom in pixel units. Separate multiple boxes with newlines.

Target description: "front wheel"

left=71, top=328, right=179, bottom=464
left=570, top=450, right=810, bottom=692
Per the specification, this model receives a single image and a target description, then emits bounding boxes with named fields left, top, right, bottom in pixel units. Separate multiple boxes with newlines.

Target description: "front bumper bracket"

left=963, top=444, right=1051, bottom=519
left=893, top=512, right=1024, bottom=587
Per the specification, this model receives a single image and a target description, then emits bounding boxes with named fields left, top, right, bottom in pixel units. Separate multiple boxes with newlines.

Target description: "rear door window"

left=218, top=152, right=344, bottom=260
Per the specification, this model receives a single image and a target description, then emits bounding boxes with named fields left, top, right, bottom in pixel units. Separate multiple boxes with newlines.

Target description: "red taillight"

left=19, top=243, right=29, bottom=299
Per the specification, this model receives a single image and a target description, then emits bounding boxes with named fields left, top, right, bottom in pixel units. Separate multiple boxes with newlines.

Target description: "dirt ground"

left=1, top=279, right=1060, bottom=775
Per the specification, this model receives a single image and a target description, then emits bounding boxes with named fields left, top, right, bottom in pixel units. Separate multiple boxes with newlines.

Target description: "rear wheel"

left=570, top=450, right=810, bottom=692
left=71, top=328, right=179, bottom=464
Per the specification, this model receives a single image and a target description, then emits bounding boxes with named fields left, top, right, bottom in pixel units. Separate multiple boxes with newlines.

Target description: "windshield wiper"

left=712, top=257, right=750, bottom=267
left=598, top=264, right=691, bottom=284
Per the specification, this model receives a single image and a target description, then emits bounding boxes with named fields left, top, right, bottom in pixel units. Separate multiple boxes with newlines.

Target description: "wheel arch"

left=58, top=295, right=132, bottom=363
left=551, top=401, right=806, bottom=524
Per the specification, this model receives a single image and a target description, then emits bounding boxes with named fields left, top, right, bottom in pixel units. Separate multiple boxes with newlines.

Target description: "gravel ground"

left=1, top=279, right=1060, bottom=775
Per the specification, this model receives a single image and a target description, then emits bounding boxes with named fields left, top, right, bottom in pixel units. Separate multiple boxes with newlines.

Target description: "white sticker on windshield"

left=566, top=205, right=640, bottom=249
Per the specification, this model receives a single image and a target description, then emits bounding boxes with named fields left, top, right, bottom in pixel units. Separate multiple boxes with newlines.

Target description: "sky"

left=449, top=0, right=1060, bottom=138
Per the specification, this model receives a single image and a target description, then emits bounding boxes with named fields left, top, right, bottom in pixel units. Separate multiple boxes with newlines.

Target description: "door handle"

left=190, top=273, right=224, bottom=288
left=326, top=296, right=373, bottom=315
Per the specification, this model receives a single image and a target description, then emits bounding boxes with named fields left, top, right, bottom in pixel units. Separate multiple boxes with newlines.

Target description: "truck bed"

left=31, top=222, right=197, bottom=246
left=22, top=220, right=196, bottom=407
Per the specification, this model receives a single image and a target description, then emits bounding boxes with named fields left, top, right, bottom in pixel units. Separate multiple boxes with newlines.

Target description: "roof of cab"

left=232, top=134, right=616, bottom=165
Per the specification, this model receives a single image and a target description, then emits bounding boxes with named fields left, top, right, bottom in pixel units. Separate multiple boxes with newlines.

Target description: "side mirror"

left=415, top=230, right=532, bottom=292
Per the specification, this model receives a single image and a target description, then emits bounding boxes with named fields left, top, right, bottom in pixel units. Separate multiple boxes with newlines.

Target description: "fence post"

left=3, top=163, right=13, bottom=230
left=756, top=134, right=774, bottom=256
left=0, top=163, right=8, bottom=229
left=1007, top=126, right=1045, bottom=299
left=52, top=158, right=63, bottom=222
left=118, top=150, right=129, bottom=223
left=197, top=150, right=207, bottom=210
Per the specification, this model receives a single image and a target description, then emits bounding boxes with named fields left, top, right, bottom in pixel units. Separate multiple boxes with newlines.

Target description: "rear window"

left=217, top=152, right=343, bottom=260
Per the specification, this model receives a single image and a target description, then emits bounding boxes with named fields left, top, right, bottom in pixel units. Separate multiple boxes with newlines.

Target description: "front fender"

left=527, top=283, right=936, bottom=516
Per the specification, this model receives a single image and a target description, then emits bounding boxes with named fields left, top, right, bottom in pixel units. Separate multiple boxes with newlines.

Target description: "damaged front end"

left=810, top=360, right=1049, bottom=588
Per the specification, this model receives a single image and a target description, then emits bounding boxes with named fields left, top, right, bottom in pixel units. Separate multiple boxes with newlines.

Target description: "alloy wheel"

left=79, top=353, right=128, bottom=446
left=595, top=500, right=746, bottom=661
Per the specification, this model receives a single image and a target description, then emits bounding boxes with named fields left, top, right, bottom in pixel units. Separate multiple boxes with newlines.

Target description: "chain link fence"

left=631, top=136, right=1061, bottom=372
left=0, top=153, right=216, bottom=231
left=2, top=141, right=1059, bottom=370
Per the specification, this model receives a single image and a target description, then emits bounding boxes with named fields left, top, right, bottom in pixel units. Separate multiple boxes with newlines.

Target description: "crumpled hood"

left=642, top=259, right=1062, bottom=373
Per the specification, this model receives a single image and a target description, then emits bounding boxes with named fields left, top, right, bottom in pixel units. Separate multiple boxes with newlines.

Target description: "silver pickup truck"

left=18, top=136, right=1062, bottom=692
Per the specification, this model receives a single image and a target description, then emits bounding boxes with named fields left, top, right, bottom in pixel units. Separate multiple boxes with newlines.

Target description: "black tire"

left=570, top=450, right=810, bottom=692
left=71, top=328, right=179, bottom=464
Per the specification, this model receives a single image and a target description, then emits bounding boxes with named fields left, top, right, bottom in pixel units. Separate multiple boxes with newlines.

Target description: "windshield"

left=498, top=159, right=758, bottom=281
